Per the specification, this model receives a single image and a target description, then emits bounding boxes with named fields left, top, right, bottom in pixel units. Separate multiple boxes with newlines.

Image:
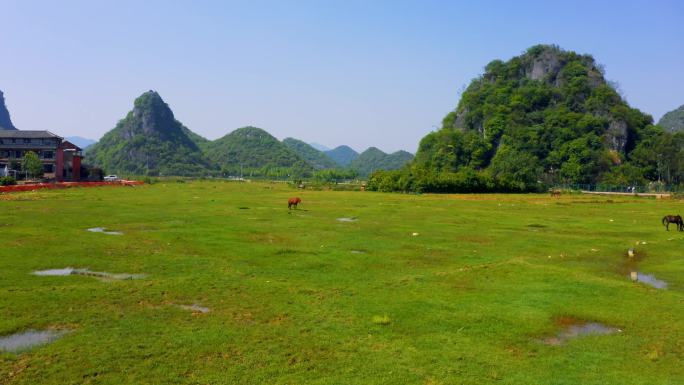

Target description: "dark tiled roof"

left=0, top=130, right=63, bottom=139
left=61, top=140, right=82, bottom=151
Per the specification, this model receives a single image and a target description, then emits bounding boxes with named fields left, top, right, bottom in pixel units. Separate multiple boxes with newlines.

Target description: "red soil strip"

left=0, top=180, right=143, bottom=193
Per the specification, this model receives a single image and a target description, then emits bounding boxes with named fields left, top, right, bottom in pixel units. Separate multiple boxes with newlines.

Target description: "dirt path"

left=581, top=190, right=671, bottom=199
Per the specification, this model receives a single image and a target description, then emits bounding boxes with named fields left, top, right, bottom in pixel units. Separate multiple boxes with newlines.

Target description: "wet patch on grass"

left=32, top=267, right=145, bottom=280
left=541, top=317, right=620, bottom=345
left=32, top=268, right=74, bottom=276
left=86, top=227, right=123, bottom=235
left=527, top=223, right=547, bottom=228
left=629, top=272, right=668, bottom=289
left=178, top=304, right=210, bottom=314
left=0, top=329, right=70, bottom=353
left=238, top=207, right=250, bottom=210
left=620, top=249, right=668, bottom=289
left=337, top=217, right=358, bottom=222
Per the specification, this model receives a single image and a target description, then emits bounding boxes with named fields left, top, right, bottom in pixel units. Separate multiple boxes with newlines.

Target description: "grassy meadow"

left=1, top=181, right=683, bottom=384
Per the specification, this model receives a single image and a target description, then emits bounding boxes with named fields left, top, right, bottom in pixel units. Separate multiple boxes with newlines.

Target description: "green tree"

left=22, top=151, right=43, bottom=179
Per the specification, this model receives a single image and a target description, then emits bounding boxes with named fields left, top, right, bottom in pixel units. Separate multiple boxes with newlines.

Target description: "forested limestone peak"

left=325, top=145, right=359, bottom=167
left=369, top=45, right=678, bottom=193
left=203, top=126, right=311, bottom=175
left=658, top=104, right=684, bottom=133
left=86, top=90, right=210, bottom=176
left=282, top=137, right=338, bottom=169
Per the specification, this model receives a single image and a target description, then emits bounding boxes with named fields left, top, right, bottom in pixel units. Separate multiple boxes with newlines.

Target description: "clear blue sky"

left=1, top=0, right=683, bottom=153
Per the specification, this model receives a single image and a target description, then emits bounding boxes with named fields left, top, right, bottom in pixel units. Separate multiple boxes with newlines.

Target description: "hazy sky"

left=2, top=0, right=683, bottom=153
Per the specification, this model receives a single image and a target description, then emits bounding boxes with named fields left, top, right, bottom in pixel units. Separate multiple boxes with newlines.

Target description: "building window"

left=42, top=151, right=54, bottom=159
left=23, top=138, right=31, bottom=144
left=14, top=151, right=22, bottom=158
left=0, top=151, right=8, bottom=158
left=43, top=164, right=54, bottom=173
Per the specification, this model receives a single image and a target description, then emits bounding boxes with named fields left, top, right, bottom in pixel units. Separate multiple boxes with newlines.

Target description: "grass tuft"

left=372, top=315, right=391, bottom=326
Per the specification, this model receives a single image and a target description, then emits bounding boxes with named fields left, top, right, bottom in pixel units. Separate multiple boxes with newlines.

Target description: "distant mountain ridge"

left=0, top=90, right=17, bottom=130
left=325, top=145, right=359, bottom=167
left=282, top=138, right=338, bottom=169
left=309, top=142, right=330, bottom=152
left=84, top=90, right=416, bottom=177
left=66, top=136, right=97, bottom=149
left=350, top=147, right=414, bottom=176
left=658, top=104, right=684, bottom=132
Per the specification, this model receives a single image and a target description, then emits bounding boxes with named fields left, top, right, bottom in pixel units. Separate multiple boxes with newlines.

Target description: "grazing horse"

left=549, top=189, right=561, bottom=198
left=288, top=197, right=302, bottom=210
left=662, top=215, right=683, bottom=231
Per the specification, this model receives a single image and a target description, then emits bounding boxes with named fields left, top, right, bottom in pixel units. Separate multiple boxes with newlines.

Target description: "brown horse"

left=288, top=197, right=302, bottom=210
left=662, top=215, right=683, bottom=231
left=549, top=189, right=561, bottom=198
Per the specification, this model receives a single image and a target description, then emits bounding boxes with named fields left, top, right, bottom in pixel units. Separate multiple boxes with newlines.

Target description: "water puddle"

left=337, top=217, right=358, bottom=222
left=87, top=227, right=123, bottom=235
left=542, top=318, right=619, bottom=345
left=620, top=249, right=668, bottom=289
left=629, top=272, right=667, bottom=289
left=32, top=268, right=74, bottom=276
left=32, top=267, right=145, bottom=280
left=178, top=304, right=210, bottom=314
left=0, top=329, right=69, bottom=353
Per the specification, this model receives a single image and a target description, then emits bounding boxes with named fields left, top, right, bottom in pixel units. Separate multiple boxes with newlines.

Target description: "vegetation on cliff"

left=370, top=45, right=682, bottom=192
left=658, top=104, right=684, bottom=133
left=87, top=91, right=212, bottom=176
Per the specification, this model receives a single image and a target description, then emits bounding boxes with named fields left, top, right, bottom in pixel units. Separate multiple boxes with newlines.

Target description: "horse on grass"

left=288, top=197, right=302, bottom=210
left=662, top=215, right=683, bottom=231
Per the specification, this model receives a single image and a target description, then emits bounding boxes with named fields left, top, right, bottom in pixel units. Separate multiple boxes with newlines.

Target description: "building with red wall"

left=0, top=130, right=83, bottom=181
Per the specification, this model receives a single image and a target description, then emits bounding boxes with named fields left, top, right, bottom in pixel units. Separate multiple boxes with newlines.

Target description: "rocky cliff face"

left=0, top=90, right=17, bottom=130
left=525, top=48, right=562, bottom=81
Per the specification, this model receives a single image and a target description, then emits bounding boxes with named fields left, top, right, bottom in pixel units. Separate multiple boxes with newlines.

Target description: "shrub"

left=0, top=176, right=17, bottom=186
left=371, top=315, right=391, bottom=325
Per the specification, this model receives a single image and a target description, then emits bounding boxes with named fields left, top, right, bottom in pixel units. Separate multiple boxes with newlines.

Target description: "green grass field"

left=1, top=181, right=683, bottom=384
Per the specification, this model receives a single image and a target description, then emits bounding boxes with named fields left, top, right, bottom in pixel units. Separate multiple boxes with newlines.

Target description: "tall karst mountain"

left=282, top=137, right=338, bottom=169
left=325, top=145, right=359, bottom=167
left=658, top=105, right=684, bottom=133
left=0, top=90, right=17, bottom=130
left=350, top=147, right=414, bottom=176
left=87, top=91, right=211, bottom=175
left=412, top=44, right=654, bottom=189
left=203, top=127, right=311, bottom=175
